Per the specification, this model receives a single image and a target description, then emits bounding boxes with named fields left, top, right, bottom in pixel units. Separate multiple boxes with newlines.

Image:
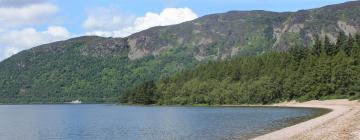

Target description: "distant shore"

left=252, top=99, right=360, bottom=140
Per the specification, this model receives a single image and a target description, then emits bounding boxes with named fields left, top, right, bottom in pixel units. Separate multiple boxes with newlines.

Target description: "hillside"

left=0, top=1, right=360, bottom=103
left=121, top=33, right=360, bottom=105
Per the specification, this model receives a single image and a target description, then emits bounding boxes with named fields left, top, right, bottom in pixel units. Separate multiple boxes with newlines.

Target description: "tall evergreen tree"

left=336, top=31, right=347, bottom=54
left=351, top=42, right=360, bottom=65
left=345, top=34, right=354, bottom=56
left=312, top=35, right=322, bottom=56
left=356, top=33, right=360, bottom=45
left=324, top=35, right=334, bottom=56
left=289, top=45, right=307, bottom=62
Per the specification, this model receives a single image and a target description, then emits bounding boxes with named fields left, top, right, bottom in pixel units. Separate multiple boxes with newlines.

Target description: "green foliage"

left=324, top=35, right=335, bottom=56
left=312, top=35, right=322, bottom=56
left=0, top=43, right=197, bottom=103
left=121, top=32, right=360, bottom=105
left=120, top=81, right=157, bottom=105
left=335, top=31, right=347, bottom=54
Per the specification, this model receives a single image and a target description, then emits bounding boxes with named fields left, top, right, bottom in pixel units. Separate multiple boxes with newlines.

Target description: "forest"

left=0, top=40, right=197, bottom=103
left=120, top=32, right=360, bottom=105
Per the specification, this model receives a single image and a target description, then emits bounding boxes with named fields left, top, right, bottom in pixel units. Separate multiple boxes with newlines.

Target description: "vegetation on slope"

left=120, top=32, right=360, bottom=105
left=0, top=41, right=197, bottom=103
left=1, top=1, right=360, bottom=103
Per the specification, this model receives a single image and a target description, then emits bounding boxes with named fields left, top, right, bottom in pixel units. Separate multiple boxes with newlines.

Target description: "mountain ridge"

left=7, top=1, right=359, bottom=62
left=0, top=1, right=360, bottom=103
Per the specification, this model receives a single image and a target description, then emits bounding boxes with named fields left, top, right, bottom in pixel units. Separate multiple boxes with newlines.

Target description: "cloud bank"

left=0, top=0, right=45, bottom=7
left=0, top=2, right=58, bottom=27
left=0, top=26, right=70, bottom=60
left=0, top=0, right=69, bottom=61
left=84, top=7, right=198, bottom=37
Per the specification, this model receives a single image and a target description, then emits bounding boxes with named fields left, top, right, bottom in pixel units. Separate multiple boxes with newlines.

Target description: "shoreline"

left=0, top=99, right=358, bottom=139
left=252, top=99, right=360, bottom=140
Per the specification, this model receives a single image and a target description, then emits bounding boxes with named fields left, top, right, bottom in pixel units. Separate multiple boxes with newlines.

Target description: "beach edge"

left=252, top=99, right=360, bottom=140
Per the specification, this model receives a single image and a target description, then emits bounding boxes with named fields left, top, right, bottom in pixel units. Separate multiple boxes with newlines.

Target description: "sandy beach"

left=252, top=99, right=360, bottom=140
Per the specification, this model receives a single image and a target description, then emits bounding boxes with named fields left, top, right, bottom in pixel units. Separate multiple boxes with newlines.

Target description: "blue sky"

left=49, top=0, right=351, bottom=35
left=0, top=0, right=353, bottom=61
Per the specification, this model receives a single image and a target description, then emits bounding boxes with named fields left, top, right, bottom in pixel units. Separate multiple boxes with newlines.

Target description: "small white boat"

left=70, top=100, right=82, bottom=104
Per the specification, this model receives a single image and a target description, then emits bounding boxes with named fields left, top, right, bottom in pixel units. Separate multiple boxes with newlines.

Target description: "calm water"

left=0, top=105, right=327, bottom=140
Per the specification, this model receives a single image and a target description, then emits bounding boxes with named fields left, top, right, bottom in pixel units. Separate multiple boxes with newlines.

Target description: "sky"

left=0, top=0, right=353, bottom=61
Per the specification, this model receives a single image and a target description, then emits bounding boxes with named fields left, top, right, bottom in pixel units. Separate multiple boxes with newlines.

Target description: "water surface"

left=0, top=105, right=327, bottom=140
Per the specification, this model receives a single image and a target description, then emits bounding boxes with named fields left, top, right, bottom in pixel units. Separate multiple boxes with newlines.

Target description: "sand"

left=252, top=99, right=360, bottom=140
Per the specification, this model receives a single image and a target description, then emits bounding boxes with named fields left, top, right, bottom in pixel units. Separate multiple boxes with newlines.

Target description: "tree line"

left=120, top=32, right=360, bottom=105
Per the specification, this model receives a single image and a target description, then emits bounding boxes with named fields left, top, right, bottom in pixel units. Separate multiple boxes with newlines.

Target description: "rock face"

left=26, top=1, right=360, bottom=61
left=0, top=1, right=360, bottom=103
left=32, top=36, right=129, bottom=57
left=123, top=1, right=360, bottom=59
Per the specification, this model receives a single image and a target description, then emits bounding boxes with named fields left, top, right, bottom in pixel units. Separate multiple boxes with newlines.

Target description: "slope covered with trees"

left=0, top=38, right=197, bottom=103
left=121, top=32, right=360, bottom=105
left=1, top=1, right=360, bottom=103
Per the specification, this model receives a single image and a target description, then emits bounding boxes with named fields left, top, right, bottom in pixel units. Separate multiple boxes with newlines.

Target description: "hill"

left=121, top=32, right=360, bottom=105
left=0, top=1, right=360, bottom=103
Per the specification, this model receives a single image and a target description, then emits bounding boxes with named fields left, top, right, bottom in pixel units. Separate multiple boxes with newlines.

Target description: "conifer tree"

left=324, top=35, right=334, bottom=55
left=345, top=34, right=354, bottom=56
left=356, top=33, right=360, bottom=45
left=335, top=31, right=347, bottom=54
left=312, top=35, right=322, bottom=56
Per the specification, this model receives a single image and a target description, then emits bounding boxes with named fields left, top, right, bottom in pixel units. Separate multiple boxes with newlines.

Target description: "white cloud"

left=0, top=1, right=68, bottom=61
left=0, top=0, right=45, bottom=7
left=0, top=26, right=70, bottom=60
left=0, top=2, right=58, bottom=27
left=134, top=8, right=198, bottom=31
left=83, top=8, right=136, bottom=31
left=45, top=26, right=70, bottom=38
left=84, top=7, right=198, bottom=37
left=84, top=30, right=114, bottom=37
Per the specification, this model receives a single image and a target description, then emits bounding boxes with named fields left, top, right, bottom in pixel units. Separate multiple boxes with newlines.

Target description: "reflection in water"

left=0, top=105, right=326, bottom=140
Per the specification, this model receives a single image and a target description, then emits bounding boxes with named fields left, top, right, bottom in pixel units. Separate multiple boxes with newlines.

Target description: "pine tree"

left=231, top=68, right=241, bottom=81
left=324, top=35, right=334, bottom=56
left=351, top=42, right=360, bottom=65
left=289, top=45, right=307, bottom=62
left=312, top=35, right=322, bottom=56
left=335, top=31, right=347, bottom=55
left=345, top=34, right=354, bottom=56
left=356, top=33, right=360, bottom=45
